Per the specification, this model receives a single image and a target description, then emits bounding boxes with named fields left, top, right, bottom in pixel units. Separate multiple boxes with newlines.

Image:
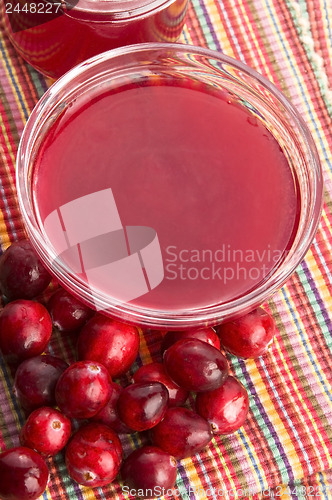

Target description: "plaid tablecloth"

left=0, top=1, right=332, bottom=499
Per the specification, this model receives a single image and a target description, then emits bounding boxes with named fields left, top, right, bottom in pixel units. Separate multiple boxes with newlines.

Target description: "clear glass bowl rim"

left=16, top=42, right=324, bottom=328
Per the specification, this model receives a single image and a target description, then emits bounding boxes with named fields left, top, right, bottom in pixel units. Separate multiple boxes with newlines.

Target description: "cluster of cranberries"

left=0, top=240, right=276, bottom=500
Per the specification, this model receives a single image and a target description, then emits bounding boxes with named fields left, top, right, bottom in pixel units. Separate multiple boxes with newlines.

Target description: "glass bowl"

left=16, top=43, right=323, bottom=329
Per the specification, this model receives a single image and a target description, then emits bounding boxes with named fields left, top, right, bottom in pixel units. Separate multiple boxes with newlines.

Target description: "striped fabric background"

left=0, top=0, right=332, bottom=498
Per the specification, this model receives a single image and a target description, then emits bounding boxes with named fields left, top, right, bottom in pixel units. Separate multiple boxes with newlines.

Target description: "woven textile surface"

left=0, top=0, right=332, bottom=499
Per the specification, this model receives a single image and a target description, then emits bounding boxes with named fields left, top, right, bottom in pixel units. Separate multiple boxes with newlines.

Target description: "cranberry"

left=0, top=300, right=52, bottom=361
left=77, top=315, right=140, bottom=377
left=151, top=407, right=212, bottom=459
left=20, top=407, right=71, bottom=456
left=163, top=338, right=228, bottom=392
left=196, top=376, right=249, bottom=434
left=13, top=355, right=68, bottom=412
left=133, top=362, right=188, bottom=407
left=0, top=446, right=49, bottom=500
left=217, top=307, right=276, bottom=358
left=65, top=423, right=122, bottom=487
left=121, top=446, right=177, bottom=498
left=0, top=240, right=51, bottom=301
left=117, top=382, right=168, bottom=431
left=161, top=327, right=220, bottom=354
left=55, top=361, right=111, bottom=419
left=47, top=288, right=94, bottom=332
left=91, top=382, right=131, bottom=433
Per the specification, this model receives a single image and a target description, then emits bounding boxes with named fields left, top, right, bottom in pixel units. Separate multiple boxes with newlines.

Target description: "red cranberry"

left=0, top=446, right=49, bottom=500
left=163, top=338, right=228, bottom=392
left=55, top=361, right=111, bottom=419
left=161, top=327, right=220, bottom=354
left=91, top=382, right=131, bottom=433
left=133, top=362, right=188, bottom=407
left=0, top=240, right=51, bottom=301
left=0, top=300, right=52, bottom=361
left=20, top=407, right=71, bottom=456
left=121, top=446, right=177, bottom=498
left=13, top=355, right=68, bottom=412
left=117, top=382, right=168, bottom=431
left=77, top=315, right=140, bottom=377
left=47, top=288, right=94, bottom=332
left=217, top=307, right=276, bottom=358
left=196, top=376, right=249, bottom=434
left=151, top=407, right=212, bottom=459
left=65, top=423, right=122, bottom=487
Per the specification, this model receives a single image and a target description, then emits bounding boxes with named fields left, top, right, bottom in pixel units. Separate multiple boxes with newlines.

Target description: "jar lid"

left=65, top=0, right=175, bottom=20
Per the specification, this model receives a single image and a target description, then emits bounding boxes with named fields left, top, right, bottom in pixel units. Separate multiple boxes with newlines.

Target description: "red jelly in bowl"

left=16, top=44, right=323, bottom=329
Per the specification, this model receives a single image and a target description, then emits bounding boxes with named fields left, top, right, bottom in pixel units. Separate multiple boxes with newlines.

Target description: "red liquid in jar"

left=2, top=0, right=187, bottom=79
left=32, top=79, right=300, bottom=312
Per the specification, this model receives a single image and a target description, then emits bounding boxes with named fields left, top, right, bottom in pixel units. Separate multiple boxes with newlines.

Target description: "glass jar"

left=1, top=0, right=188, bottom=78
